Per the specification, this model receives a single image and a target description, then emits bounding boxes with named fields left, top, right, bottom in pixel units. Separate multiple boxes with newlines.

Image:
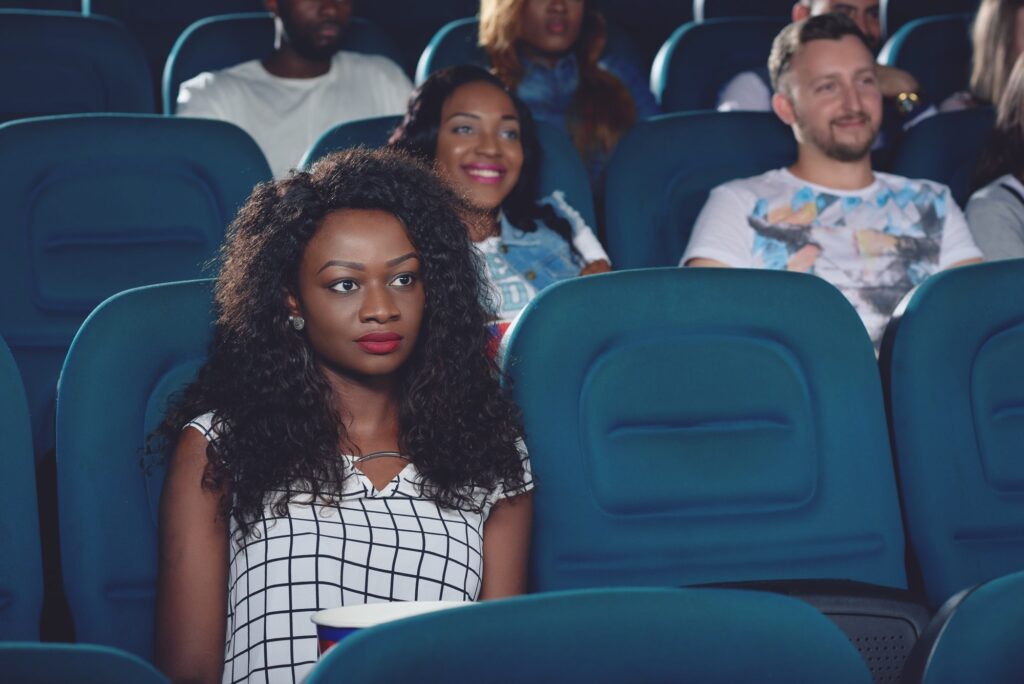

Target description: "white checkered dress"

left=186, top=414, right=533, bottom=684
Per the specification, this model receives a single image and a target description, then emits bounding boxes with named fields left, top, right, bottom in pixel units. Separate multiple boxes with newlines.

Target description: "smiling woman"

left=390, top=65, right=611, bottom=327
left=149, top=148, right=532, bottom=684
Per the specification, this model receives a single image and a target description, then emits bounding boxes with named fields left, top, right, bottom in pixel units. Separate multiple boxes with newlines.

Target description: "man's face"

left=274, top=0, right=353, bottom=62
left=774, top=35, right=883, bottom=163
left=808, top=0, right=882, bottom=50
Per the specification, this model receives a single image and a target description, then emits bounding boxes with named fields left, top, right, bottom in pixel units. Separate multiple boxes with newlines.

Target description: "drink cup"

left=311, top=601, right=466, bottom=655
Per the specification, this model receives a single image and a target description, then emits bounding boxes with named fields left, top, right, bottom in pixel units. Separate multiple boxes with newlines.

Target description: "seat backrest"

left=902, top=570, right=1024, bottom=684
left=878, top=14, right=973, bottom=107
left=651, top=17, right=787, bottom=113
left=84, top=0, right=264, bottom=85
left=57, top=280, right=215, bottom=659
left=302, top=116, right=598, bottom=232
left=881, top=0, right=980, bottom=40
left=416, top=16, right=645, bottom=87
left=308, top=587, right=873, bottom=684
left=0, top=10, right=153, bottom=123
left=0, top=642, right=169, bottom=684
left=693, top=0, right=794, bottom=21
left=599, top=0, right=694, bottom=69
left=163, top=13, right=405, bottom=114
left=604, top=111, right=795, bottom=269
left=0, top=335, right=42, bottom=641
left=0, top=114, right=269, bottom=457
left=0, top=0, right=78, bottom=7
left=354, top=0, right=476, bottom=76
left=880, top=260, right=1024, bottom=607
left=504, top=268, right=908, bottom=593
left=887, top=107, right=994, bottom=208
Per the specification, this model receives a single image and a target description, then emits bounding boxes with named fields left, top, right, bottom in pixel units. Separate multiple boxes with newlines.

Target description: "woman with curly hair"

left=152, top=148, right=532, bottom=684
left=389, top=64, right=610, bottom=330
left=478, top=0, right=658, bottom=190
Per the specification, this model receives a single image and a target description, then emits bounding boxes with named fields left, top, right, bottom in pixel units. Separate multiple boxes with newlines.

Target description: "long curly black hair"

left=152, top=148, right=526, bottom=539
left=388, top=64, right=574, bottom=247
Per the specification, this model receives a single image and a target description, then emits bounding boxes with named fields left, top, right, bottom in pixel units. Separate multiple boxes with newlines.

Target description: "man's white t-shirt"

left=177, top=50, right=413, bottom=178
left=682, top=168, right=983, bottom=346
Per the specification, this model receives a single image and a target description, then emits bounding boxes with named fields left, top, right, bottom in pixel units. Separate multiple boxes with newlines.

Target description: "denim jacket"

left=498, top=212, right=581, bottom=293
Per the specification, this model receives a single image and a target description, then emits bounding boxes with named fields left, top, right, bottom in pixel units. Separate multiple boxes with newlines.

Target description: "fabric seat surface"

left=0, top=10, right=153, bottom=123
left=693, top=0, right=794, bottom=21
left=0, top=642, right=169, bottom=684
left=878, top=14, right=973, bottom=109
left=57, top=280, right=215, bottom=659
left=504, top=268, right=908, bottom=593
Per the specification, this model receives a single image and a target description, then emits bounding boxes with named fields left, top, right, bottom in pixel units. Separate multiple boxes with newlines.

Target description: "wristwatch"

left=895, top=91, right=922, bottom=117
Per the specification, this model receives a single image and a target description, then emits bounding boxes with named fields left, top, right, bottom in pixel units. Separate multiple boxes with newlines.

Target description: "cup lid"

left=311, top=600, right=467, bottom=628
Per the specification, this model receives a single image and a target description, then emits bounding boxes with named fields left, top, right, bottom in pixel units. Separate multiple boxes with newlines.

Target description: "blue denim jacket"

left=498, top=212, right=581, bottom=293
left=516, top=51, right=659, bottom=186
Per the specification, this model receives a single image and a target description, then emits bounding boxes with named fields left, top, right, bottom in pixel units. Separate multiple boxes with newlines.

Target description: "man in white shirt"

left=718, top=0, right=920, bottom=114
left=683, top=14, right=982, bottom=349
left=177, top=0, right=412, bottom=178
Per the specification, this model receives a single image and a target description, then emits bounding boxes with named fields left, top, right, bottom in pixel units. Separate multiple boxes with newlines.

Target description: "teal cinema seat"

left=880, top=0, right=980, bottom=40
left=56, top=280, right=215, bottom=659
left=0, top=334, right=42, bottom=641
left=0, top=114, right=269, bottom=457
left=693, top=0, right=793, bottom=21
left=0, top=10, right=153, bottom=123
left=881, top=259, right=1024, bottom=607
left=878, top=14, right=973, bottom=109
left=307, top=587, right=873, bottom=684
left=0, top=642, right=169, bottom=684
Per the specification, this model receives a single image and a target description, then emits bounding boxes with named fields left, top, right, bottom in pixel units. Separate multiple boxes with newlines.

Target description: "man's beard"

left=799, top=111, right=880, bottom=162
left=283, top=21, right=346, bottom=62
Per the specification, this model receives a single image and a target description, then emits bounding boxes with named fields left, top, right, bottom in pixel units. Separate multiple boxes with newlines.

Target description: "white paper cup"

left=311, top=601, right=466, bottom=654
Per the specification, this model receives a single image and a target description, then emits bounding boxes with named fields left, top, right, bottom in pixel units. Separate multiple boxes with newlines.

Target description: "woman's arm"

left=478, top=491, right=533, bottom=600
left=154, top=426, right=229, bottom=684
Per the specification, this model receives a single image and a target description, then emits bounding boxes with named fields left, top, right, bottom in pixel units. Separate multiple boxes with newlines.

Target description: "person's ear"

left=792, top=2, right=811, bottom=21
left=772, top=91, right=797, bottom=126
left=284, top=289, right=302, bottom=319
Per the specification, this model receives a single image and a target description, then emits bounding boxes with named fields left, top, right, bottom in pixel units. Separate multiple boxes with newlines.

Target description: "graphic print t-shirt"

left=682, top=168, right=982, bottom=346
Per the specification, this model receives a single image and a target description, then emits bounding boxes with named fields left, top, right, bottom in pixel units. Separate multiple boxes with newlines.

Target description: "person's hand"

left=877, top=64, right=920, bottom=99
left=579, top=259, right=611, bottom=275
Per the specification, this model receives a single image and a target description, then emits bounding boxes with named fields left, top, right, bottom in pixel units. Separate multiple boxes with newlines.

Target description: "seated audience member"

left=389, top=65, right=610, bottom=330
left=683, top=15, right=982, bottom=350
left=177, top=0, right=412, bottom=178
left=943, top=0, right=1024, bottom=111
left=153, top=149, right=532, bottom=684
left=478, top=0, right=659, bottom=191
left=718, top=0, right=923, bottom=121
left=967, top=54, right=1024, bottom=259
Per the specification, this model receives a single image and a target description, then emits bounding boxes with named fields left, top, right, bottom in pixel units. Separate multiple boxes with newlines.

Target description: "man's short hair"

left=768, top=13, right=874, bottom=93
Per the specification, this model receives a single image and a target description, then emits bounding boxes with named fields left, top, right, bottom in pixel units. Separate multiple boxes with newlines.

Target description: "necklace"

left=351, top=450, right=410, bottom=464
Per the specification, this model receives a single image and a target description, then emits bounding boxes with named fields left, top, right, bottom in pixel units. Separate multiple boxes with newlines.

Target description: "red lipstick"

left=356, top=332, right=402, bottom=354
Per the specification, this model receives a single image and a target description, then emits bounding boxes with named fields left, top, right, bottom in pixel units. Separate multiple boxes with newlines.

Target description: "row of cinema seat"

left=2, top=258, right=1024, bottom=681
left=0, top=0, right=980, bottom=79
left=0, top=6, right=983, bottom=125
left=0, top=106, right=991, bottom=459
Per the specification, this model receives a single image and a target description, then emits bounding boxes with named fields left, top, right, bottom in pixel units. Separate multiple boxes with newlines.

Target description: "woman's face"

left=519, top=0, right=585, bottom=66
left=434, top=81, right=524, bottom=212
left=286, top=208, right=425, bottom=383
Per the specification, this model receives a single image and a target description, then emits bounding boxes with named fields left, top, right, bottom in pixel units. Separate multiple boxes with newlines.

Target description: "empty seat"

left=902, top=570, right=1024, bottom=684
left=302, top=116, right=598, bottom=231
left=163, top=12, right=406, bottom=114
left=416, top=16, right=645, bottom=87
left=694, top=0, right=794, bottom=21
left=880, top=259, right=1024, bottom=607
left=878, top=14, right=973, bottom=107
left=0, top=642, right=169, bottom=684
left=888, top=108, right=994, bottom=207
left=57, top=280, right=215, bottom=659
left=604, top=111, right=795, bottom=269
left=651, top=17, right=787, bottom=113
left=881, top=0, right=980, bottom=39
left=504, top=268, right=908, bottom=592
left=307, top=587, right=873, bottom=684
left=0, top=10, right=153, bottom=123
left=84, top=0, right=264, bottom=85
left=0, top=334, right=42, bottom=641
left=355, top=0, right=475, bottom=76
left=599, top=0, right=694, bottom=69
left=0, top=114, right=270, bottom=456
